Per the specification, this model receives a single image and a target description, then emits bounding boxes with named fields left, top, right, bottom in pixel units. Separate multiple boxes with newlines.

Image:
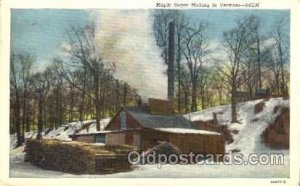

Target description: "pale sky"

left=11, top=9, right=290, bottom=70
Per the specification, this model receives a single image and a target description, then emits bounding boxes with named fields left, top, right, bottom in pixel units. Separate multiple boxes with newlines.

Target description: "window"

left=95, top=134, right=106, bottom=143
left=120, top=111, right=127, bottom=130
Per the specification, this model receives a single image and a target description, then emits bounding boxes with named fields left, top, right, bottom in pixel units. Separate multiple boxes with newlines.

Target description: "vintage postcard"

left=0, top=0, right=299, bottom=185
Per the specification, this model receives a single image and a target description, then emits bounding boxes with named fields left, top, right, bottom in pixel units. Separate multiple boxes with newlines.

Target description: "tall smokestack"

left=168, top=21, right=175, bottom=101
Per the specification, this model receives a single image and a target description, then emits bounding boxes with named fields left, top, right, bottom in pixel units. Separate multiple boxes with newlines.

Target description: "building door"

left=125, top=133, right=133, bottom=144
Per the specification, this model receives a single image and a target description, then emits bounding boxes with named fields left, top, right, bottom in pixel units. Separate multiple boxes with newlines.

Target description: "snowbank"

left=186, top=97, right=289, bottom=156
left=77, top=118, right=110, bottom=134
left=10, top=118, right=111, bottom=149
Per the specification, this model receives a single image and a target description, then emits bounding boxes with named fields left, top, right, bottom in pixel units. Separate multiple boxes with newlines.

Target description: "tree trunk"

left=257, top=40, right=262, bottom=89
left=37, top=97, right=43, bottom=140
left=123, top=83, right=128, bottom=106
left=115, top=79, right=120, bottom=111
left=231, top=86, right=238, bottom=123
left=176, top=30, right=181, bottom=113
left=22, top=89, right=27, bottom=143
left=275, top=73, right=280, bottom=95
left=201, top=91, right=205, bottom=110
left=79, top=67, right=87, bottom=122
left=219, top=93, right=222, bottom=105
left=69, top=91, right=74, bottom=122
left=26, top=112, right=30, bottom=132
left=277, top=39, right=285, bottom=96
left=191, top=80, right=197, bottom=112
left=184, top=90, right=189, bottom=113
left=168, top=22, right=175, bottom=101
left=15, top=92, right=22, bottom=146
left=94, top=74, right=101, bottom=131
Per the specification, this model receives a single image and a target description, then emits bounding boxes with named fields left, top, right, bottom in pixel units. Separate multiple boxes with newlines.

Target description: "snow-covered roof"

left=72, top=130, right=111, bottom=136
left=124, top=107, right=197, bottom=130
left=155, top=128, right=221, bottom=135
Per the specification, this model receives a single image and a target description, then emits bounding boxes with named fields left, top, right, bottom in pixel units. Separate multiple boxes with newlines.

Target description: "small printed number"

left=270, top=180, right=286, bottom=184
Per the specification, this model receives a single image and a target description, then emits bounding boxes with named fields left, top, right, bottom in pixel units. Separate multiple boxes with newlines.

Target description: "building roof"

left=124, top=107, right=198, bottom=130
left=72, top=130, right=111, bottom=136
left=154, top=128, right=221, bottom=135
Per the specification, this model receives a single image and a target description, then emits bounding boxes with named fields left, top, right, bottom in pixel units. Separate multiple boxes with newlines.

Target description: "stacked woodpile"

left=94, top=154, right=131, bottom=173
left=262, top=106, right=289, bottom=149
left=25, top=139, right=136, bottom=174
left=142, top=141, right=181, bottom=163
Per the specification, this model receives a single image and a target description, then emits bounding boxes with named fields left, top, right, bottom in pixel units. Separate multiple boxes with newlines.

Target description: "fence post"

left=212, top=112, right=218, bottom=125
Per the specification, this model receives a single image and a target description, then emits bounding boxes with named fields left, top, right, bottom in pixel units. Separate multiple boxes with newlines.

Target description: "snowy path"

left=227, top=98, right=289, bottom=155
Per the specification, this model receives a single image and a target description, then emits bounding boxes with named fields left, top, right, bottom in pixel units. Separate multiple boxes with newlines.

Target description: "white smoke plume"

left=91, top=10, right=168, bottom=101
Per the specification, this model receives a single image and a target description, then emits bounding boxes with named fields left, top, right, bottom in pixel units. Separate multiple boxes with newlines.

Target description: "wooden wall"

left=140, top=128, right=170, bottom=151
left=141, top=128, right=225, bottom=155
left=106, top=130, right=141, bottom=151
left=169, top=133, right=225, bottom=155
left=74, top=128, right=225, bottom=156
left=105, top=109, right=142, bottom=130
left=73, top=135, right=95, bottom=143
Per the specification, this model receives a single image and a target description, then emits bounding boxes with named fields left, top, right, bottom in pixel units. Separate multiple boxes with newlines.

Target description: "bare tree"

left=19, top=54, right=34, bottom=133
left=153, top=10, right=174, bottom=65
left=219, top=19, right=250, bottom=123
left=198, top=67, right=211, bottom=109
left=10, top=54, right=22, bottom=146
left=182, top=22, right=209, bottom=112
left=272, top=16, right=289, bottom=96
left=243, top=15, right=263, bottom=97
left=261, top=16, right=289, bottom=96
left=179, top=67, right=191, bottom=113
left=51, top=59, right=67, bottom=128
left=63, top=23, right=105, bottom=131
left=30, top=68, right=52, bottom=139
left=10, top=53, right=34, bottom=145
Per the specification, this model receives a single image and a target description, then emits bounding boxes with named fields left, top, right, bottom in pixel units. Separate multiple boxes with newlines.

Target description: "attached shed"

left=70, top=131, right=110, bottom=144
left=105, top=103, right=225, bottom=154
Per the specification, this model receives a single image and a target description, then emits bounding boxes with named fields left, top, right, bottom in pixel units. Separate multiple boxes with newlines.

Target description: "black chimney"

left=168, top=21, right=175, bottom=101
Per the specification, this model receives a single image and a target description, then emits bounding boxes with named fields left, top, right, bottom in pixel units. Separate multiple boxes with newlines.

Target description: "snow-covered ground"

left=77, top=118, right=111, bottom=134
left=10, top=119, right=111, bottom=146
left=185, top=97, right=289, bottom=156
left=9, top=98, right=290, bottom=178
left=9, top=146, right=289, bottom=178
